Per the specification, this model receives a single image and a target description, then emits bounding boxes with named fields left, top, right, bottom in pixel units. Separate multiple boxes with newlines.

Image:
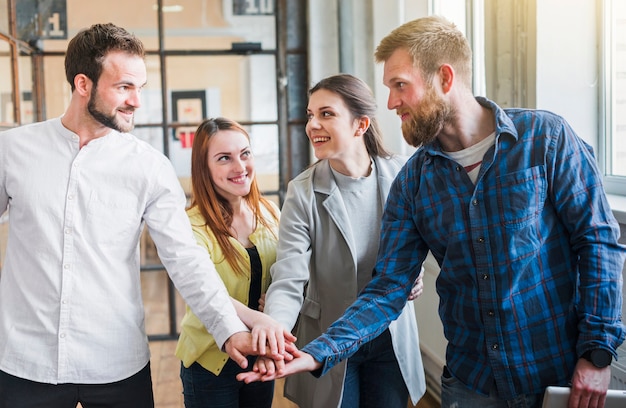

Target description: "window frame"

left=601, top=0, right=626, bottom=196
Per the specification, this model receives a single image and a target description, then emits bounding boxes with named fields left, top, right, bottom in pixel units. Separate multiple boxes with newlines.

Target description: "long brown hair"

left=189, top=117, right=279, bottom=276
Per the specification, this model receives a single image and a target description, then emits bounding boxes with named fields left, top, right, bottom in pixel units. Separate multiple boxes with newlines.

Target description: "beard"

left=87, top=88, right=135, bottom=133
left=401, top=86, right=454, bottom=148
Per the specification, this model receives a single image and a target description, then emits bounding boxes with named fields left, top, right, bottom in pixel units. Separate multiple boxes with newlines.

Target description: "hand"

left=568, top=357, right=611, bottom=408
left=237, top=350, right=321, bottom=383
left=230, top=298, right=296, bottom=357
left=408, top=268, right=425, bottom=301
left=224, top=332, right=254, bottom=369
left=258, top=293, right=266, bottom=312
left=252, top=355, right=282, bottom=377
left=248, top=309, right=297, bottom=357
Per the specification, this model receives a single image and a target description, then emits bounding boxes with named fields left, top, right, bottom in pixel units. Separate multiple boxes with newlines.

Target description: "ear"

left=438, top=64, right=454, bottom=94
left=74, top=73, right=92, bottom=97
left=355, top=116, right=370, bottom=136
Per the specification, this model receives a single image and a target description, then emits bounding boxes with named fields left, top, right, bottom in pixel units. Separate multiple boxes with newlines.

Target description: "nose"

left=233, top=157, right=246, bottom=172
left=128, top=89, right=142, bottom=108
left=387, top=91, right=400, bottom=111
left=306, top=115, right=320, bottom=131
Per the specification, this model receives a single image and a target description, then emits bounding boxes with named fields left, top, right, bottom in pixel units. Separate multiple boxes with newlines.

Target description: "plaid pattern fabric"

left=303, top=97, right=625, bottom=399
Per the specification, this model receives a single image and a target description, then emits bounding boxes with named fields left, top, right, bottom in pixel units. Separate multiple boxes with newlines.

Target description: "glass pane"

left=42, top=55, right=69, bottom=118
left=163, top=0, right=275, bottom=51
left=611, top=1, right=626, bottom=176
left=249, top=123, right=279, bottom=193
left=433, top=0, right=467, bottom=34
left=165, top=54, right=277, bottom=122
left=18, top=55, right=34, bottom=124
left=0, top=40, right=13, bottom=126
left=36, top=0, right=158, bottom=53
left=136, top=55, right=164, bottom=126
left=134, top=126, right=165, bottom=154
left=0, top=0, right=7, bottom=33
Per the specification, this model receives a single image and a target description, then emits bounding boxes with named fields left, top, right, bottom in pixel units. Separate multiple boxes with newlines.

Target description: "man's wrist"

left=581, top=349, right=612, bottom=368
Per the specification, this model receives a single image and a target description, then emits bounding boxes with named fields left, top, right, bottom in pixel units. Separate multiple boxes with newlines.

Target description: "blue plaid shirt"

left=302, top=97, right=625, bottom=399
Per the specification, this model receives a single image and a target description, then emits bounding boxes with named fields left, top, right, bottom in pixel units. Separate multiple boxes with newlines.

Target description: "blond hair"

left=375, top=16, right=473, bottom=89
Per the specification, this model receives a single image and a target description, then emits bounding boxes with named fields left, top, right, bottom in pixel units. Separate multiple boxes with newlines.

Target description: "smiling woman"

left=174, top=117, right=283, bottom=408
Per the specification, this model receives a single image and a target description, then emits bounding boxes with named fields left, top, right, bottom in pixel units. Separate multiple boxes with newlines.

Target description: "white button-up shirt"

left=0, top=118, right=247, bottom=384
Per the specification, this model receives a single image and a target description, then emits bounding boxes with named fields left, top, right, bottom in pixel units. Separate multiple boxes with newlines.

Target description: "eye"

left=241, top=150, right=252, bottom=158
left=306, top=112, right=313, bottom=120
left=217, top=155, right=230, bottom=162
left=321, top=111, right=333, bottom=117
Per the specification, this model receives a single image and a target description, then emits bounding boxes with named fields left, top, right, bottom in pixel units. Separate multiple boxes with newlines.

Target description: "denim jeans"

left=340, top=329, right=409, bottom=408
left=441, top=367, right=543, bottom=408
left=0, top=363, right=154, bottom=408
left=180, top=357, right=274, bottom=408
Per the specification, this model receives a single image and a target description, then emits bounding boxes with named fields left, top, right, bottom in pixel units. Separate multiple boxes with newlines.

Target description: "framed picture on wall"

left=171, top=90, right=207, bottom=148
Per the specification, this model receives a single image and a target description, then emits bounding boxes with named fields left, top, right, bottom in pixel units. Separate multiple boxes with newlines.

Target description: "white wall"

left=535, top=0, right=598, bottom=151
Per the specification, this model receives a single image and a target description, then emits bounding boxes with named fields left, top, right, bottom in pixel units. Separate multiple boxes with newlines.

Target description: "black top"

left=246, top=246, right=262, bottom=310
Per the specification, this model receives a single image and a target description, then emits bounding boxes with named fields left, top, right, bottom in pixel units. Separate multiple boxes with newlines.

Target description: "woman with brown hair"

left=253, top=74, right=426, bottom=408
left=175, top=117, right=284, bottom=408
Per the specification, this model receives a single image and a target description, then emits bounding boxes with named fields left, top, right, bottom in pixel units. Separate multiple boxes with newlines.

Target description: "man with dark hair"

left=0, top=23, right=292, bottom=408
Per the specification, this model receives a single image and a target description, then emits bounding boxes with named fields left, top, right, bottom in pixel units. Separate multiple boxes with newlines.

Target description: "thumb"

left=228, top=348, right=248, bottom=369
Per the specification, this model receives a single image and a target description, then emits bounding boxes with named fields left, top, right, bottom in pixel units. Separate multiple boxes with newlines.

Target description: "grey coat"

left=265, top=155, right=426, bottom=408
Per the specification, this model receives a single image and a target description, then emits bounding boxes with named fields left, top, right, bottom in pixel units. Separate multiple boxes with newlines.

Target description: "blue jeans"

left=340, top=329, right=408, bottom=408
left=180, top=357, right=274, bottom=408
left=441, top=367, right=543, bottom=408
left=0, top=363, right=154, bottom=408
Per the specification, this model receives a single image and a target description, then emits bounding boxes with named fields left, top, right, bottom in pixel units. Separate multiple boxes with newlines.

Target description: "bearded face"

left=401, top=84, right=454, bottom=148
left=87, top=84, right=136, bottom=133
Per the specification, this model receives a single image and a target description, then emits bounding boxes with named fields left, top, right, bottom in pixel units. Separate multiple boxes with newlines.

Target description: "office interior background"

left=1, top=0, right=626, bottom=405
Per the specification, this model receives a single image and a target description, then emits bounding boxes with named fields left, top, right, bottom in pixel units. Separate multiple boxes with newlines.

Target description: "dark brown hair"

left=65, top=23, right=145, bottom=91
left=189, top=117, right=279, bottom=276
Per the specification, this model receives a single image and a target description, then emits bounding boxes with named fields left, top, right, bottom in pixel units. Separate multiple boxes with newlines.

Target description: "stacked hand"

left=237, top=349, right=322, bottom=383
left=225, top=298, right=298, bottom=369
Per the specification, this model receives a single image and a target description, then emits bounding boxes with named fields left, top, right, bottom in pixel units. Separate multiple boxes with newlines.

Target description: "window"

left=603, top=0, right=626, bottom=194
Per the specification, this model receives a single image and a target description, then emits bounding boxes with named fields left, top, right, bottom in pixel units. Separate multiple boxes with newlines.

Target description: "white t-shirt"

left=446, top=132, right=496, bottom=184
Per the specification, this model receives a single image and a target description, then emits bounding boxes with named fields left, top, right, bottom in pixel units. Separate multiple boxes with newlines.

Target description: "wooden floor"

left=141, top=269, right=440, bottom=408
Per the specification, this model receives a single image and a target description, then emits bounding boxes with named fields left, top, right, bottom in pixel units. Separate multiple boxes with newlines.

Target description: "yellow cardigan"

left=175, top=201, right=279, bottom=375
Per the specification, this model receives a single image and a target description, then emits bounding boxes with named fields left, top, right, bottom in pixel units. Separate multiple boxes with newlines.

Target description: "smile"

left=230, top=175, right=248, bottom=184
left=312, top=136, right=330, bottom=143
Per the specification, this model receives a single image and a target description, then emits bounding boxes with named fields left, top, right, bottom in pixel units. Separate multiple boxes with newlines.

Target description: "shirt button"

left=472, top=199, right=478, bottom=206
left=67, top=195, right=74, bottom=200
left=492, top=343, right=499, bottom=350
left=65, top=228, right=71, bottom=234
left=488, top=310, right=495, bottom=316
left=482, top=274, right=489, bottom=280
left=64, top=264, right=70, bottom=269
left=477, top=237, right=485, bottom=243
left=60, top=333, right=66, bottom=338
left=455, top=165, right=462, bottom=172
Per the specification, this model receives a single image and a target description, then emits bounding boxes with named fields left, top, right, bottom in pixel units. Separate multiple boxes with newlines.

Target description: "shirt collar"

left=421, top=96, right=518, bottom=157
